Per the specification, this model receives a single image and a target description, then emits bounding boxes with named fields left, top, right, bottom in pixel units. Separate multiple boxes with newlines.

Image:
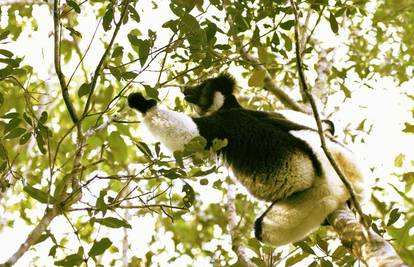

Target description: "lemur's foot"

left=128, top=92, right=157, bottom=114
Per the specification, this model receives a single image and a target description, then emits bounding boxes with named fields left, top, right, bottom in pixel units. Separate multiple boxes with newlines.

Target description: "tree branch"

left=223, top=5, right=307, bottom=113
left=226, top=184, right=256, bottom=267
left=289, top=1, right=408, bottom=265
left=0, top=206, right=60, bottom=267
left=328, top=205, right=408, bottom=267
left=53, top=0, right=79, bottom=124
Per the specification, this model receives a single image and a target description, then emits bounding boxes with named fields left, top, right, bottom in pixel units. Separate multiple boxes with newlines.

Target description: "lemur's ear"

left=214, top=73, right=236, bottom=95
left=128, top=92, right=157, bottom=114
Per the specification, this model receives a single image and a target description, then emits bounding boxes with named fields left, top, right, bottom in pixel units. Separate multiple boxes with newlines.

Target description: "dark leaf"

left=0, top=49, right=13, bottom=57
left=102, top=5, right=114, bottom=31
left=182, top=183, right=195, bottom=208
left=24, top=185, right=55, bottom=204
left=78, top=83, right=91, bottom=98
left=93, top=217, right=131, bottom=228
left=280, top=20, right=294, bottom=30
left=135, top=141, right=153, bottom=159
left=138, top=39, right=150, bottom=66
left=55, top=253, right=83, bottom=266
left=4, top=127, right=26, bottom=139
left=4, top=118, right=21, bottom=133
left=387, top=208, right=401, bottom=226
left=39, top=111, right=48, bottom=124
left=19, top=132, right=32, bottom=145
left=329, top=12, right=339, bottom=34
left=67, top=0, right=81, bottom=13
left=88, top=238, right=112, bottom=257
left=128, top=5, right=140, bottom=22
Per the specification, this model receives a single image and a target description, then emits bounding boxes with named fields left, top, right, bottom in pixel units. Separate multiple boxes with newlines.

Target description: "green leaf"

left=24, top=185, right=55, bottom=204
left=1, top=112, right=19, bottom=119
left=281, top=33, right=292, bottom=51
left=183, top=136, right=207, bottom=153
left=78, top=83, right=91, bottom=98
left=0, top=144, right=7, bottom=160
left=112, top=46, right=124, bottom=58
left=39, top=111, right=48, bottom=124
left=55, top=253, right=83, bottom=266
left=248, top=69, right=266, bottom=87
left=200, top=178, right=208, bottom=185
left=280, top=20, right=294, bottom=30
left=19, top=132, right=32, bottom=145
left=23, top=112, right=32, bottom=126
left=403, top=123, right=414, bottom=134
left=49, top=245, right=58, bottom=257
left=394, top=153, right=405, bottom=167
left=285, top=252, right=307, bottom=266
left=144, top=85, right=159, bottom=100
left=212, top=138, right=227, bottom=152
left=4, top=117, right=21, bottom=133
left=0, top=30, right=10, bottom=41
left=0, top=92, right=3, bottom=105
left=0, top=49, right=13, bottom=57
left=88, top=238, right=112, bottom=257
left=181, top=14, right=200, bottom=33
left=387, top=208, right=401, bottom=226
left=138, top=39, right=150, bottom=66
left=93, top=217, right=131, bottom=228
left=108, top=131, right=128, bottom=162
left=102, top=5, right=114, bottom=31
left=182, top=183, right=195, bottom=208
left=0, top=67, right=13, bottom=79
left=67, top=0, right=81, bottom=13
left=329, top=12, right=339, bottom=34
left=135, top=141, right=153, bottom=159
left=128, top=5, right=140, bottom=22
left=295, top=241, right=315, bottom=255
left=4, top=127, right=26, bottom=139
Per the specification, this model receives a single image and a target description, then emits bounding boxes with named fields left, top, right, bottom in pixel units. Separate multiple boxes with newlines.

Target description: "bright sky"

left=1, top=1, right=414, bottom=266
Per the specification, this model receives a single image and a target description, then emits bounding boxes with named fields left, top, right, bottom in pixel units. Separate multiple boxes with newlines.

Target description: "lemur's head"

left=183, top=73, right=240, bottom=116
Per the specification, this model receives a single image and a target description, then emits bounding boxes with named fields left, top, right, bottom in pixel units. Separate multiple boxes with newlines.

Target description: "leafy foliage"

left=0, top=0, right=413, bottom=266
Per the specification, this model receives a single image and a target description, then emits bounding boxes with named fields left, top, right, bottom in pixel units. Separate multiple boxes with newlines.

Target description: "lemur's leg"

left=128, top=93, right=200, bottom=152
left=254, top=182, right=340, bottom=246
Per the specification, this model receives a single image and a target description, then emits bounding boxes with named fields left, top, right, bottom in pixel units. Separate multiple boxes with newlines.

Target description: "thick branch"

left=53, top=0, right=79, bottom=123
left=0, top=206, right=60, bottom=267
left=226, top=184, right=256, bottom=267
left=82, top=0, right=130, bottom=117
left=289, top=0, right=368, bottom=229
left=328, top=205, right=408, bottom=267
left=289, top=1, right=407, bottom=265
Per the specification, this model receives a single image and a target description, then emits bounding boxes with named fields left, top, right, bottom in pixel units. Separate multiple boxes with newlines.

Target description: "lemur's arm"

left=128, top=93, right=201, bottom=152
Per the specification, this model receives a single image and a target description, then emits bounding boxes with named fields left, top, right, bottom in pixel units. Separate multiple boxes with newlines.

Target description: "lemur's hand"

left=128, top=92, right=157, bottom=114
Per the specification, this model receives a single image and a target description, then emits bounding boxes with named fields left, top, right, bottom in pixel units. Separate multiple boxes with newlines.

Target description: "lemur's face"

left=184, top=79, right=221, bottom=116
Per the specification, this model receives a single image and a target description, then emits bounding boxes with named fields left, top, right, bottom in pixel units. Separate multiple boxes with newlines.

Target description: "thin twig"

left=82, top=0, right=131, bottom=118
left=288, top=0, right=369, bottom=229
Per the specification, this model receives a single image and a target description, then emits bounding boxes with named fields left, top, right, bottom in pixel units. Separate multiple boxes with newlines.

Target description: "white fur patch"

left=290, top=130, right=371, bottom=202
left=205, top=92, right=224, bottom=116
left=143, top=106, right=200, bottom=152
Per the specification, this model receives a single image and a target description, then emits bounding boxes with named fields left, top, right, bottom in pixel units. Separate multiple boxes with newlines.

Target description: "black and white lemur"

left=127, top=73, right=370, bottom=246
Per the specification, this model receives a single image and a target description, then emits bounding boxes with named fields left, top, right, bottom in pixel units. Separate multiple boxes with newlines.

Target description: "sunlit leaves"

left=248, top=69, right=266, bottom=87
left=108, top=131, right=128, bottom=162
left=280, top=20, right=294, bottom=31
left=403, top=123, right=414, bottom=134
left=387, top=208, right=401, bottom=226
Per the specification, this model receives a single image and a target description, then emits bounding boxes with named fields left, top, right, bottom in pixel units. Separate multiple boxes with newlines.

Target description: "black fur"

left=128, top=93, right=157, bottom=114
left=193, top=108, right=322, bottom=185
left=184, top=73, right=240, bottom=113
